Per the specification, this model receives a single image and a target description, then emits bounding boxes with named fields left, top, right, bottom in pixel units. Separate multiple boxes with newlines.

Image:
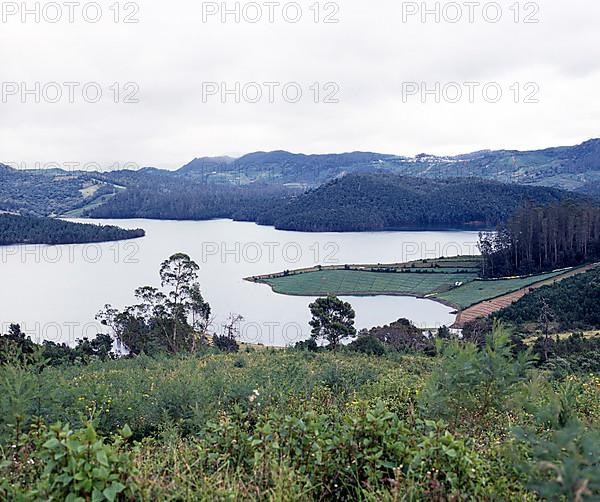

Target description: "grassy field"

left=254, top=257, right=576, bottom=311
left=433, top=270, right=568, bottom=309
left=255, top=257, right=482, bottom=298
left=263, top=269, right=479, bottom=297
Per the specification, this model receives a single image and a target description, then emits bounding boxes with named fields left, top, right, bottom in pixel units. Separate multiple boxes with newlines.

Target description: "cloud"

left=0, top=0, right=598, bottom=168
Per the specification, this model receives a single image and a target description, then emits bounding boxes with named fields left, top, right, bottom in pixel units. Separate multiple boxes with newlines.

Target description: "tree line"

left=479, top=201, right=600, bottom=277
left=88, top=179, right=294, bottom=222
left=261, top=174, right=579, bottom=232
left=0, top=214, right=144, bottom=246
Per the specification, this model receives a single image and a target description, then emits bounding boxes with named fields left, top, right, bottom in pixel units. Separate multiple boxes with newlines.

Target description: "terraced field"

left=260, top=269, right=479, bottom=297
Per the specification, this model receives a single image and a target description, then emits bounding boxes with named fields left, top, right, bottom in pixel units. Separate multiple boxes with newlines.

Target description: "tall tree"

left=480, top=201, right=600, bottom=277
left=160, top=253, right=201, bottom=351
left=309, top=296, right=356, bottom=350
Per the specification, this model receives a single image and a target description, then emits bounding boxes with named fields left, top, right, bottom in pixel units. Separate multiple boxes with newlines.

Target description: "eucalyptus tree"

left=97, top=253, right=211, bottom=355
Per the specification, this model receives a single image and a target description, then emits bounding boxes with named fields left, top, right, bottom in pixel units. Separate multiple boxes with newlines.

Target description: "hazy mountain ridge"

left=171, top=139, right=600, bottom=189
left=1, top=139, right=599, bottom=218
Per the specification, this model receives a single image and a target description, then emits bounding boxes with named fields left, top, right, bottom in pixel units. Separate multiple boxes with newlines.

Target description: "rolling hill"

left=257, top=174, right=586, bottom=232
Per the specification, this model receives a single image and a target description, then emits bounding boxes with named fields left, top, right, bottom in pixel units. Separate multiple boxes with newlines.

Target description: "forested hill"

left=257, top=174, right=583, bottom=232
left=0, top=166, right=120, bottom=217
left=88, top=182, right=293, bottom=221
left=495, top=267, right=600, bottom=331
left=0, top=214, right=144, bottom=246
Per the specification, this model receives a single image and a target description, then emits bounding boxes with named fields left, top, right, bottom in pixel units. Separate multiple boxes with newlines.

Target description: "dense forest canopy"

left=0, top=214, right=144, bottom=246
left=88, top=181, right=294, bottom=221
left=479, top=201, right=600, bottom=277
left=88, top=173, right=582, bottom=231
left=260, top=174, right=582, bottom=232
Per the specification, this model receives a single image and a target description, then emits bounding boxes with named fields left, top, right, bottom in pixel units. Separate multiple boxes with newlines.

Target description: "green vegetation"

left=3, top=140, right=600, bottom=225
left=260, top=174, right=578, bottom=232
left=1, top=324, right=599, bottom=500
left=480, top=201, right=600, bottom=278
left=90, top=172, right=584, bottom=232
left=434, top=270, right=567, bottom=309
left=263, top=269, right=479, bottom=297
left=0, top=213, right=144, bottom=246
left=496, top=268, right=600, bottom=332
left=97, top=253, right=211, bottom=355
left=309, top=295, right=356, bottom=349
left=254, top=256, right=573, bottom=310
left=1, top=254, right=599, bottom=499
left=175, top=140, right=600, bottom=193
left=88, top=175, right=294, bottom=222
left=254, top=256, right=481, bottom=298
left=61, top=192, right=120, bottom=218
left=0, top=166, right=118, bottom=216
left=0, top=324, right=114, bottom=366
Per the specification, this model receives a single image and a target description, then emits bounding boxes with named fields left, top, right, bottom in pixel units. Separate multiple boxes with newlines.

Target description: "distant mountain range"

left=176, top=151, right=396, bottom=186
left=1, top=138, right=600, bottom=218
left=174, top=139, right=600, bottom=190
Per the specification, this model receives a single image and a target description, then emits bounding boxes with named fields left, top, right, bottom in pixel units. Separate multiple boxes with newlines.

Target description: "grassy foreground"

left=1, top=334, right=599, bottom=500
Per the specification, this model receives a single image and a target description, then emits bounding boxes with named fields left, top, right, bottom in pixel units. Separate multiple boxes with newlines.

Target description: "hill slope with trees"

left=258, top=174, right=582, bottom=232
left=3, top=138, right=600, bottom=219
left=88, top=172, right=583, bottom=231
left=0, top=214, right=144, bottom=245
left=495, top=267, right=600, bottom=331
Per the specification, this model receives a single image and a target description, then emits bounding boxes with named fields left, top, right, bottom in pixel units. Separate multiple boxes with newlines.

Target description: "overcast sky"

left=0, top=0, right=599, bottom=169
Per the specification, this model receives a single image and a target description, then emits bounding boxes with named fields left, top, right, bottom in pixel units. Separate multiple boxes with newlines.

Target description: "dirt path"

left=452, top=263, right=600, bottom=328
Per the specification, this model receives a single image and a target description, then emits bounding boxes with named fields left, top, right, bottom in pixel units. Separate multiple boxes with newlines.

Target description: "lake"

left=0, top=219, right=480, bottom=346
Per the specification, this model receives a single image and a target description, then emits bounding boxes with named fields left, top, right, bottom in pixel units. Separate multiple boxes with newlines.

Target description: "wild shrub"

left=420, top=322, right=533, bottom=425
left=0, top=422, right=138, bottom=501
left=348, top=335, right=386, bottom=356
left=213, top=335, right=239, bottom=353
left=515, top=424, right=600, bottom=500
left=194, top=401, right=491, bottom=500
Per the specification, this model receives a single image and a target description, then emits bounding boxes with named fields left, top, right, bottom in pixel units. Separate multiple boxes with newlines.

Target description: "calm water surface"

left=0, top=219, right=480, bottom=346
